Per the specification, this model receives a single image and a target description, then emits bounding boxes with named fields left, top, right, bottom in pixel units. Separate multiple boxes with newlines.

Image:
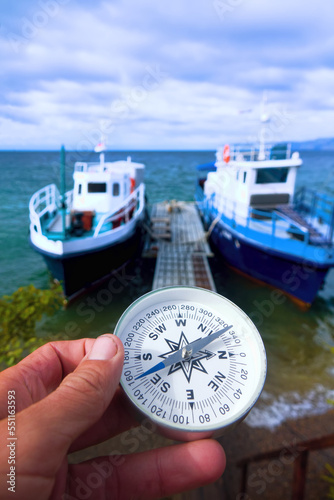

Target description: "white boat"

left=29, top=147, right=147, bottom=300
left=196, top=101, right=334, bottom=307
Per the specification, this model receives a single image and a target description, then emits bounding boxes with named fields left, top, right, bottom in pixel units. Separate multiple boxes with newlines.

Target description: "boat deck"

left=45, top=213, right=71, bottom=233
left=276, top=205, right=329, bottom=244
left=143, top=201, right=216, bottom=291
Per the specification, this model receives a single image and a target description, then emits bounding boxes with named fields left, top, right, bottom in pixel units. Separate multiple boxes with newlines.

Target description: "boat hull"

left=207, top=216, right=329, bottom=307
left=30, top=222, right=145, bottom=300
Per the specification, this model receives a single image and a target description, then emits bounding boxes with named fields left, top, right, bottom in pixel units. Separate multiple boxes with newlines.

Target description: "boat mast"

left=94, top=134, right=106, bottom=169
left=258, top=92, right=270, bottom=160
left=60, top=145, right=67, bottom=240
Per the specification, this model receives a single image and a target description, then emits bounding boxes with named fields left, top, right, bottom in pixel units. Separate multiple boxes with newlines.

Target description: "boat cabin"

left=204, top=145, right=302, bottom=218
left=72, top=157, right=144, bottom=214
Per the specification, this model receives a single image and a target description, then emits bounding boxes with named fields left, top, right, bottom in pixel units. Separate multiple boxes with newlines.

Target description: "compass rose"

left=159, top=331, right=216, bottom=383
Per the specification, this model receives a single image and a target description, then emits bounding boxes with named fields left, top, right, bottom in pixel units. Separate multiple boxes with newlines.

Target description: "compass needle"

left=135, top=361, right=166, bottom=380
left=115, top=286, right=267, bottom=441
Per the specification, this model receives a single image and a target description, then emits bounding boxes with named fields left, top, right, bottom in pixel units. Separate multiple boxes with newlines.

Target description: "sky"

left=1, top=0, right=334, bottom=150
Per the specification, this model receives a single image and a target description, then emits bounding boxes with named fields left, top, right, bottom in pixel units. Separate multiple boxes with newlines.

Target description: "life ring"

left=223, top=144, right=230, bottom=163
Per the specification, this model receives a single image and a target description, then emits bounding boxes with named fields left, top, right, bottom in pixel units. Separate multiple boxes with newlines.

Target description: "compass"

left=114, top=286, right=267, bottom=441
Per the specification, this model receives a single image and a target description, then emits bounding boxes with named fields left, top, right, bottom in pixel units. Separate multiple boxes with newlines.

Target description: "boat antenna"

left=259, top=92, right=270, bottom=160
left=94, top=134, right=107, bottom=168
left=60, top=145, right=67, bottom=239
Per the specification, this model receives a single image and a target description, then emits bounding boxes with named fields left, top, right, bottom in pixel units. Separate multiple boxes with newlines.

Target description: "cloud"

left=0, top=0, right=333, bottom=149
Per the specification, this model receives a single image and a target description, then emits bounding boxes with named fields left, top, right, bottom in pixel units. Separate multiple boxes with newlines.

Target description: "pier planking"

left=144, top=201, right=216, bottom=291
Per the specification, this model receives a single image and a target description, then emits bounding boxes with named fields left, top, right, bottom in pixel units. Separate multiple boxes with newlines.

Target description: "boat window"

left=78, top=184, right=82, bottom=195
left=88, top=182, right=107, bottom=193
left=113, top=182, right=120, bottom=196
left=243, top=172, right=247, bottom=183
left=256, top=167, right=289, bottom=184
left=236, top=171, right=239, bottom=180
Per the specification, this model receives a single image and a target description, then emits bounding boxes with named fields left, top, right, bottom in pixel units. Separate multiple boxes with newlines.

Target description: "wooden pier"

left=143, top=201, right=216, bottom=291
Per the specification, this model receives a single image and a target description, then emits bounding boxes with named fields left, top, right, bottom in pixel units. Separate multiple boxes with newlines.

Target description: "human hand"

left=0, top=334, right=226, bottom=499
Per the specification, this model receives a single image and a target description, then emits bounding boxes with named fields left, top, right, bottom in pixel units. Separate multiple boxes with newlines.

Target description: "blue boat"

left=196, top=141, right=334, bottom=308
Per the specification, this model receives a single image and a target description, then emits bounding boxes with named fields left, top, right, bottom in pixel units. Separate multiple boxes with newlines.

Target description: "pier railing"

left=237, top=433, right=334, bottom=500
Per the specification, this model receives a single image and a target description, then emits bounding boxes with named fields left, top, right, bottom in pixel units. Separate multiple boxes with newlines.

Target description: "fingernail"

left=88, top=335, right=118, bottom=360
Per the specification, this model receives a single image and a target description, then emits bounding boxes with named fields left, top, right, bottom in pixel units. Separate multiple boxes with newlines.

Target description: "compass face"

left=115, top=286, right=267, bottom=441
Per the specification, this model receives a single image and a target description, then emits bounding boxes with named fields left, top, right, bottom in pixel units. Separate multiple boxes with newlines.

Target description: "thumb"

left=16, top=334, right=124, bottom=475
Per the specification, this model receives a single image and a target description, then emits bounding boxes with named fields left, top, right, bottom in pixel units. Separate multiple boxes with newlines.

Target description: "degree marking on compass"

left=213, top=394, right=220, bottom=404
left=224, top=381, right=234, bottom=392
left=209, top=401, right=217, bottom=418
left=207, top=316, right=218, bottom=327
left=125, top=365, right=138, bottom=371
left=132, top=380, right=146, bottom=391
left=150, top=317, right=161, bottom=327
left=216, top=388, right=224, bottom=399
left=218, top=387, right=227, bottom=398
left=226, top=394, right=234, bottom=404
left=169, top=400, right=175, bottom=420
left=227, top=375, right=245, bottom=387
left=199, top=316, right=210, bottom=326
left=159, top=311, right=168, bottom=322
left=147, top=393, right=158, bottom=409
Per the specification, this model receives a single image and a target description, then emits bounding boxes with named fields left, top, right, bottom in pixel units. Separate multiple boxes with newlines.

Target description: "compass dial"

left=115, top=286, right=267, bottom=441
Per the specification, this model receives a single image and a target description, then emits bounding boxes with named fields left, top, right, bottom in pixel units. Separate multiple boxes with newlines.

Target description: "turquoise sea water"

left=1, top=149, right=334, bottom=427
